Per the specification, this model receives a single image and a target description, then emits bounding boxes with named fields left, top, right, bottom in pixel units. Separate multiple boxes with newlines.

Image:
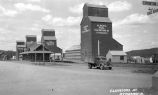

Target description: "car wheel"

left=109, top=67, right=112, bottom=70
left=88, top=63, right=92, bottom=69
left=100, top=65, right=104, bottom=70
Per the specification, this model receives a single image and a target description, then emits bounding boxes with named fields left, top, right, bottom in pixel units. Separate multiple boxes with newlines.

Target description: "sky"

left=0, top=0, right=158, bottom=52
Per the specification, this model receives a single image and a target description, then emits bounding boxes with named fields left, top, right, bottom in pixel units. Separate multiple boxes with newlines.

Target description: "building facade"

left=132, top=56, right=145, bottom=64
left=106, top=50, right=127, bottom=63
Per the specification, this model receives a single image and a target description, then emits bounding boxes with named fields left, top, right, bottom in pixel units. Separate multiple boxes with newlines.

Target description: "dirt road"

left=0, top=61, right=153, bottom=95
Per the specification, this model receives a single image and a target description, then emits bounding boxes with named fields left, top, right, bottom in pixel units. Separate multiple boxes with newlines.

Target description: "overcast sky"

left=0, top=0, right=158, bottom=51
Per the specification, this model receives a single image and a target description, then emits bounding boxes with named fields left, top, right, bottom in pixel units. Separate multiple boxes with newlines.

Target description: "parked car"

left=88, top=56, right=112, bottom=70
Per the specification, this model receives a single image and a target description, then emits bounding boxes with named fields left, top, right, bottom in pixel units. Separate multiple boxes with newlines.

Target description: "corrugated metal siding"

left=64, top=48, right=81, bottom=60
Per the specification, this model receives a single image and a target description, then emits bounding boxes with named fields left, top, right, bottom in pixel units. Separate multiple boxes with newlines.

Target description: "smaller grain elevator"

left=81, top=3, right=123, bottom=62
left=41, top=29, right=57, bottom=47
left=41, top=29, right=62, bottom=53
left=16, top=41, right=25, bottom=60
left=26, top=35, right=37, bottom=48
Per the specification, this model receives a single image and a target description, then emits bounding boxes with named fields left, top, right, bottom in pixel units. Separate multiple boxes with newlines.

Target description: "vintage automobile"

left=88, top=56, right=112, bottom=70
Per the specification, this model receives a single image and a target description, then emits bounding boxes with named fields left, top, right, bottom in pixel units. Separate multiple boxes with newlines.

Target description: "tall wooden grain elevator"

left=80, top=3, right=123, bottom=61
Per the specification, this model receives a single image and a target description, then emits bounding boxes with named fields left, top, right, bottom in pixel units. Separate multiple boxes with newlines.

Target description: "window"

left=120, top=56, right=124, bottom=60
left=17, top=42, right=25, bottom=45
left=43, top=31, right=55, bottom=36
left=27, top=37, right=36, bottom=42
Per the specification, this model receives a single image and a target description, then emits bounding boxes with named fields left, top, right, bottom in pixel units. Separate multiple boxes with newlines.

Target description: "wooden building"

left=64, top=45, right=81, bottom=61
left=17, top=29, right=62, bottom=62
left=80, top=3, right=123, bottom=62
left=16, top=41, right=25, bottom=60
left=106, top=50, right=127, bottom=63
left=21, top=44, right=52, bottom=62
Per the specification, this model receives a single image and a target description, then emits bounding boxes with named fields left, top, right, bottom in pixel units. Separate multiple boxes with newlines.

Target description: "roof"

left=16, top=40, right=25, bottom=43
left=42, top=29, right=55, bottom=32
left=42, top=36, right=56, bottom=40
left=20, top=51, right=53, bottom=54
left=45, top=45, right=62, bottom=53
left=84, top=3, right=107, bottom=8
left=26, top=42, right=37, bottom=48
left=29, top=43, right=41, bottom=51
left=0, top=51, right=4, bottom=55
left=66, top=45, right=80, bottom=51
left=153, top=71, right=158, bottom=77
left=111, top=38, right=123, bottom=46
left=17, top=45, right=26, bottom=48
left=109, top=50, right=127, bottom=56
left=88, top=16, right=111, bottom=22
left=26, top=35, right=36, bottom=37
left=132, top=56, right=142, bottom=59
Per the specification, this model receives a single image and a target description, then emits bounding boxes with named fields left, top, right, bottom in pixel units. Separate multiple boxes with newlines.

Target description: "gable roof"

left=109, top=50, right=127, bottom=56
left=88, top=16, right=111, bottom=22
left=66, top=45, right=80, bottom=51
left=80, top=16, right=111, bottom=25
left=0, top=51, right=4, bottom=55
left=29, top=43, right=41, bottom=51
left=26, top=35, right=36, bottom=37
left=42, top=36, right=56, bottom=40
left=84, top=3, right=107, bottom=8
left=45, top=45, right=62, bottom=53
left=111, top=38, right=123, bottom=46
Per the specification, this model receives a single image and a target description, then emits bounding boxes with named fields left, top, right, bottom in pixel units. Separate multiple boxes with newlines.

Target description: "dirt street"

left=0, top=61, right=153, bottom=95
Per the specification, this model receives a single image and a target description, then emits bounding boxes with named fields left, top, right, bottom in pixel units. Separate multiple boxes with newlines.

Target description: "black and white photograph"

left=0, top=0, right=158, bottom=95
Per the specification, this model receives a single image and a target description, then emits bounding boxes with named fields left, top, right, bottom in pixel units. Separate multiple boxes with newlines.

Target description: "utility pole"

left=43, top=42, right=45, bottom=64
left=98, top=40, right=100, bottom=56
left=35, top=53, right=36, bottom=63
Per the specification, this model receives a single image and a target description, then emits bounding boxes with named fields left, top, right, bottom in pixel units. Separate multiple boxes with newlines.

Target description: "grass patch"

left=132, top=69, right=157, bottom=74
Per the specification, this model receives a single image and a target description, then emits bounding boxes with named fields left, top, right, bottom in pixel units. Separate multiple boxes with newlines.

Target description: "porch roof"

left=20, top=51, right=53, bottom=54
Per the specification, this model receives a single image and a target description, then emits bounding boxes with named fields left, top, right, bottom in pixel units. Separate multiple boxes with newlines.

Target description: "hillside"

left=126, top=48, right=158, bottom=58
left=0, top=50, right=16, bottom=60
